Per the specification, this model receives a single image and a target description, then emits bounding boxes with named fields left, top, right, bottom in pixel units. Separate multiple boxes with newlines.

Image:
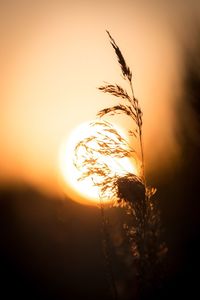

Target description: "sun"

left=59, top=121, right=138, bottom=206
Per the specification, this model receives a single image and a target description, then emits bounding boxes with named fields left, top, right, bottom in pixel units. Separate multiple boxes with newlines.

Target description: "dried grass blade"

left=106, top=30, right=132, bottom=81
left=98, top=84, right=132, bottom=103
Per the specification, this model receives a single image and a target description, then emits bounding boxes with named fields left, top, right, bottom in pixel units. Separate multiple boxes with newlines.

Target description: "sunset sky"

left=1, top=1, right=200, bottom=300
left=1, top=0, right=199, bottom=202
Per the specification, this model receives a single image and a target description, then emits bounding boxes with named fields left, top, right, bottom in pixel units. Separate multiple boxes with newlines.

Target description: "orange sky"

left=0, top=0, right=199, bottom=201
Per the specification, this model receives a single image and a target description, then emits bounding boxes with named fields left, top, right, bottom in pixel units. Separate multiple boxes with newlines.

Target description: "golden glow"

left=0, top=1, right=183, bottom=199
left=59, top=121, right=138, bottom=205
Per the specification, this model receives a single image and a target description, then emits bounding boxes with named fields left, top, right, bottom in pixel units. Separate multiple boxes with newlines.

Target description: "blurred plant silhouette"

left=74, top=31, right=167, bottom=299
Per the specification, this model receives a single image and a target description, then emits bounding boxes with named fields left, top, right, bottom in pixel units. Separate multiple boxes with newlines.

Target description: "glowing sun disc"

left=59, top=121, right=138, bottom=205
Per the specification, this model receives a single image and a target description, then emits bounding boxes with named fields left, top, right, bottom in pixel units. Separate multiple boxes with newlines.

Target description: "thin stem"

left=129, top=79, right=148, bottom=289
left=129, top=80, right=146, bottom=187
left=100, top=198, right=118, bottom=300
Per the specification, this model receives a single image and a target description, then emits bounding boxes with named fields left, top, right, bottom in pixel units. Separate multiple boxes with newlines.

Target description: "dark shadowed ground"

left=0, top=185, right=113, bottom=300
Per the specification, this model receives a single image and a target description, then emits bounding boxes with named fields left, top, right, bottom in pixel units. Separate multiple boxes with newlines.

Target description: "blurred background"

left=1, top=0, right=200, bottom=299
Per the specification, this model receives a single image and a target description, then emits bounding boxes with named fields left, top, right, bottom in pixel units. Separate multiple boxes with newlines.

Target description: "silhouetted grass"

left=74, top=31, right=167, bottom=299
